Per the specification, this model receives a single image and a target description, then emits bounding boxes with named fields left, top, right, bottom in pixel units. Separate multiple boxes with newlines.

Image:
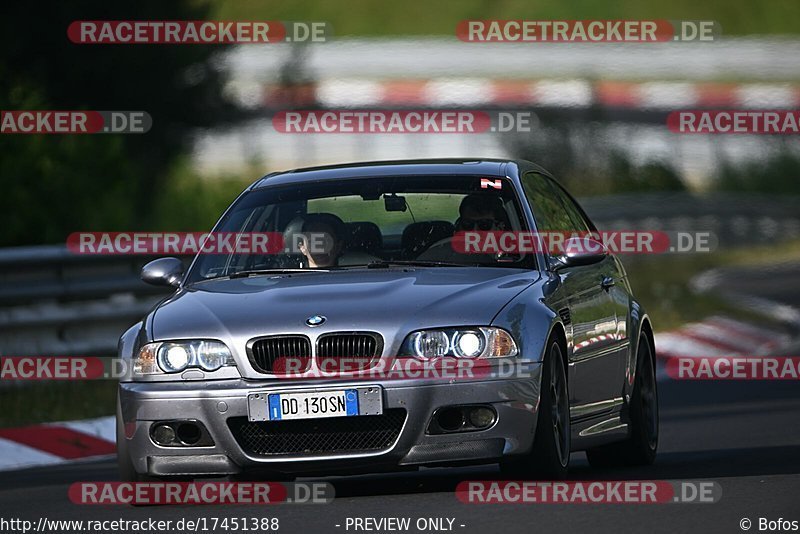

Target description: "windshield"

left=185, top=175, right=535, bottom=283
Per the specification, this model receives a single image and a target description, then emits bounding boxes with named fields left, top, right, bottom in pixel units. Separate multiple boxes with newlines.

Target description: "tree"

left=0, top=0, right=240, bottom=245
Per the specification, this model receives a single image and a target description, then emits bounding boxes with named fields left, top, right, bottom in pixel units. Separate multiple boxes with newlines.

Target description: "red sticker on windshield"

left=480, top=178, right=502, bottom=189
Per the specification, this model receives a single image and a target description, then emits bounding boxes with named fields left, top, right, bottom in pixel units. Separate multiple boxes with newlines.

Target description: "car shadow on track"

left=322, top=442, right=800, bottom=499
left=4, top=442, right=799, bottom=501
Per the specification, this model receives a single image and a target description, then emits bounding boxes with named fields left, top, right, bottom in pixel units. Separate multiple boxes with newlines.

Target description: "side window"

left=520, top=173, right=577, bottom=232
left=544, top=178, right=593, bottom=233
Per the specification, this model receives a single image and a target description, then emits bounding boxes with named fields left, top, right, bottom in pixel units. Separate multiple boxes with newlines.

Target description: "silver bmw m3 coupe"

left=117, top=158, right=658, bottom=481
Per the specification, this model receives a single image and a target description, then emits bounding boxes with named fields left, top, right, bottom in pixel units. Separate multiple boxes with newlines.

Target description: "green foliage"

left=0, top=1, right=238, bottom=246
left=0, top=381, right=116, bottom=428
left=214, top=0, right=800, bottom=36
left=515, top=124, right=688, bottom=196
left=715, top=151, right=800, bottom=195
left=609, top=154, right=687, bottom=193
left=150, top=159, right=254, bottom=232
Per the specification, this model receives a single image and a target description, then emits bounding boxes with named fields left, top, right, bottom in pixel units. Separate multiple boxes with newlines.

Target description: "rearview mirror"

left=384, top=194, right=407, bottom=212
left=141, top=257, right=184, bottom=287
left=552, top=236, right=607, bottom=270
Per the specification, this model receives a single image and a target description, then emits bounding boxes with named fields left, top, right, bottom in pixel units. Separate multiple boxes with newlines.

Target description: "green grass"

left=0, top=381, right=117, bottom=428
left=624, top=239, right=800, bottom=331
left=213, top=0, right=800, bottom=36
left=625, top=255, right=741, bottom=331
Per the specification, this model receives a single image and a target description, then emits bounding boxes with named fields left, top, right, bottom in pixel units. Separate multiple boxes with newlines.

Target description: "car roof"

left=249, top=158, right=547, bottom=189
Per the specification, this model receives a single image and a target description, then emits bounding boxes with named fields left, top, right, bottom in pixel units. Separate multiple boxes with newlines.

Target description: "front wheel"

left=586, top=336, right=658, bottom=467
left=502, top=337, right=570, bottom=479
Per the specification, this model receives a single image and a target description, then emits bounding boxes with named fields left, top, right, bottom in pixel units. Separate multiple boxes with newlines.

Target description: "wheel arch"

left=628, top=312, right=656, bottom=396
left=546, top=321, right=569, bottom=382
left=639, top=315, right=656, bottom=366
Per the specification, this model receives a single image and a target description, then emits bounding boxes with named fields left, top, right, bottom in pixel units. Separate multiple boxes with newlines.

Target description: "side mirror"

left=141, top=257, right=184, bottom=287
left=552, top=236, right=607, bottom=271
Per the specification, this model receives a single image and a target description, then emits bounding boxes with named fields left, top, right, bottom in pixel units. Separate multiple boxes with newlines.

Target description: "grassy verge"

left=624, top=239, right=800, bottom=331
left=625, top=255, right=744, bottom=331
left=212, top=0, right=800, bottom=37
left=0, top=381, right=117, bottom=428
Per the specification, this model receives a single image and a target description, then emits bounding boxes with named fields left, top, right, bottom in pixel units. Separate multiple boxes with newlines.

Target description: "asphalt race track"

left=1, top=374, right=797, bottom=534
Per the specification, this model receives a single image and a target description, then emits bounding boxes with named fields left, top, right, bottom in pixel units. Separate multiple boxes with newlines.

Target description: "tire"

left=586, top=336, right=658, bottom=467
left=502, top=337, right=570, bottom=479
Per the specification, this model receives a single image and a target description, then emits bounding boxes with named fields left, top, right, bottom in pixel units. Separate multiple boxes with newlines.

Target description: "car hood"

left=151, top=268, right=539, bottom=366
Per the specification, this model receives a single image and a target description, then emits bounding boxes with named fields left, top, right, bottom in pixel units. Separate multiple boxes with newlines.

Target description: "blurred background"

left=1, top=0, right=799, bottom=425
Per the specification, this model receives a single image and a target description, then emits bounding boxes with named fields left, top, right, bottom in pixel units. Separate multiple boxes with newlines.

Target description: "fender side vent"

left=558, top=308, right=572, bottom=325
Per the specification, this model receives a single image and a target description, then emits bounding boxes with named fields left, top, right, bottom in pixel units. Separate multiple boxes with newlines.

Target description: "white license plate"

left=267, top=389, right=359, bottom=421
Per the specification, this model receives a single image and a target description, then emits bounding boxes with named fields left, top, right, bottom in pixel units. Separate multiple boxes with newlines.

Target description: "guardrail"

left=0, top=247, right=190, bottom=359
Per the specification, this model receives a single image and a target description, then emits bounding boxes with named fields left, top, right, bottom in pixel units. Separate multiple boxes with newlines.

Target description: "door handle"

left=601, top=276, right=615, bottom=290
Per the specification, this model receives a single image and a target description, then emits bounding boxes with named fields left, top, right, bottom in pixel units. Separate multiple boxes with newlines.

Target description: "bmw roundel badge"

left=305, top=315, right=326, bottom=327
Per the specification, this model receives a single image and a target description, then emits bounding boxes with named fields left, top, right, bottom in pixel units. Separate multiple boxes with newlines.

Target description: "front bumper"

left=118, top=368, right=542, bottom=477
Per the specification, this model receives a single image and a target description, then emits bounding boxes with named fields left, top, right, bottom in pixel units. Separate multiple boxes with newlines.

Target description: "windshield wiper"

left=365, top=260, right=466, bottom=269
left=226, top=268, right=325, bottom=279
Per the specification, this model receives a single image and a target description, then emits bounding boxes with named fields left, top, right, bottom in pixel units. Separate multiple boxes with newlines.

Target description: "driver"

left=284, top=213, right=345, bottom=268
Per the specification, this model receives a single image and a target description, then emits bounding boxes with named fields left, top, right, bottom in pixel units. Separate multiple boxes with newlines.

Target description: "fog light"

left=176, top=422, right=202, bottom=445
left=152, top=424, right=176, bottom=446
left=469, top=407, right=496, bottom=428
left=437, top=408, right=465, bottom=431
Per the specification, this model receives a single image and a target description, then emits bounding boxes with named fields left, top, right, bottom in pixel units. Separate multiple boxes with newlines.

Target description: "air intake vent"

left=558, top=308, right=572, bottom=325
left=228, top=409, right=406, bottom=456
left=317, top=332, right=383, bottom=371
left=249, top=335, right=311, bottom=374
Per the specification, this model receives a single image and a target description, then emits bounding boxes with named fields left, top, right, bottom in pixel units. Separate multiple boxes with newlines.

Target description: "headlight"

left=194, top=340, right=231, bottom=371
left=401, top=327, right=518, bottom=360
left=158, top=343, right=191, bottom=372
left=453, top=331, right=485, bottom=358
left=135, top=340, right=234, bottom=374
left=411, top=331, right=450, bottom=360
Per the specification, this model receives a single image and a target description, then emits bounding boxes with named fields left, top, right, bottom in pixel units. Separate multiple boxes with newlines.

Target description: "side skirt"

left=569, top=410, right=630, bottom=451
